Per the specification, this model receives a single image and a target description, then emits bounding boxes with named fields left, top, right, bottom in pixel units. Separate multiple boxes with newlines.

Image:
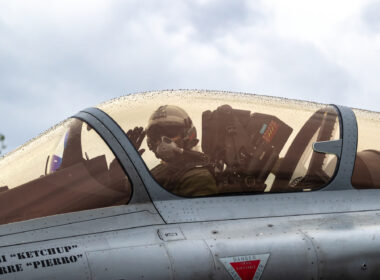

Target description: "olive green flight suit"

left=150, top=158, right=217, bottom=197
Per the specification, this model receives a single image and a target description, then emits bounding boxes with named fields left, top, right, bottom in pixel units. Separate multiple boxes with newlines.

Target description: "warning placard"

left=219, top=254, right=270, bottom=280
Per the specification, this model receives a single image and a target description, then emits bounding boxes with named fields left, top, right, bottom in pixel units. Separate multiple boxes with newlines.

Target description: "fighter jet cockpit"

left=98, top=91, right=341, bottom=197
left=0, top=90, right=379, bottom=226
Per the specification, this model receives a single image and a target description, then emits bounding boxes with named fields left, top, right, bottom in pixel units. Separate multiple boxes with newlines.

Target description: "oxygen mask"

left=156, top=136, right=184, bottom=162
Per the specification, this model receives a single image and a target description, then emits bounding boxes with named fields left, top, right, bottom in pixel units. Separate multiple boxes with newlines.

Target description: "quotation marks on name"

left=0, top=245, right=82, bottom=275
left=26, top=254, right=83, bottom=269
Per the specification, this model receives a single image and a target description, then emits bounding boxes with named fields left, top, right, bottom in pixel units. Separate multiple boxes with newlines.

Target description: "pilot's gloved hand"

left=126, top=127, right=146, bottom=155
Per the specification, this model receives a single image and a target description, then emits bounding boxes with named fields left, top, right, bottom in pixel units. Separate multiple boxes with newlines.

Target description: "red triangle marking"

left=230, top=260, right=261, bottom=280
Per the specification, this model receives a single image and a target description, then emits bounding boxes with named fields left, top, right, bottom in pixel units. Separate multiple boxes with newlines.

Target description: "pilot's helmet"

left=147, top=105, right=198, bottom=153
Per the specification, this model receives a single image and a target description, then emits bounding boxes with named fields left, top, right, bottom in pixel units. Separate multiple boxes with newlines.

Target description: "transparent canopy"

left=0, top=119, right=131, bottom=225
left=0, top=90, right=357, bottom=225
left=98, top=90, right=340, bottom=197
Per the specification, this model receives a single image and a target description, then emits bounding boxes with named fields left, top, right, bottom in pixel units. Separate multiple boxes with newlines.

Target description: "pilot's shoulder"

left=150, top=163, right=166, bottom=173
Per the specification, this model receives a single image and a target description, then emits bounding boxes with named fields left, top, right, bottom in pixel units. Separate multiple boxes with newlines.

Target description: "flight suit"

left=150, top=157, right=218, bottom=197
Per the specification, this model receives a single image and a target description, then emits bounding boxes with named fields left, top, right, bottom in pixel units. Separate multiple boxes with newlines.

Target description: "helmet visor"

left=147, top=125, right=184, bottom=143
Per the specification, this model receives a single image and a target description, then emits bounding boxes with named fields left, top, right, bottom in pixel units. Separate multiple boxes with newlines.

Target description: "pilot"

left=129, top=105, right=217, bottom=197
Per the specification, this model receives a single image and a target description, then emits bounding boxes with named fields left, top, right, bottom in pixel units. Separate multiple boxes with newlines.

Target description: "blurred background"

left=1, top=0, right=379, bottom=154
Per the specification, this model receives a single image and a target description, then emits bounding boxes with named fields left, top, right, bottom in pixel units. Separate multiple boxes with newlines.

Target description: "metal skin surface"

left=0, top=98, right=379, bottom=280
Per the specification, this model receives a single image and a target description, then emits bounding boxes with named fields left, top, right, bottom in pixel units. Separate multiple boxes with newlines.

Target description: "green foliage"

left=0, top=134, right=5, bottom=155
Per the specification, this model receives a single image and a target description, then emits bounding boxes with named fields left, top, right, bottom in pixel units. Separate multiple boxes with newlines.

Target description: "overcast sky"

left=1, top=0, right=380, bottom=154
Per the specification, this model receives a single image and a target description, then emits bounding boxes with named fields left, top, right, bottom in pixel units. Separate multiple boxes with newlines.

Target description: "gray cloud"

left=186, top=0, right=263, bottom=41
left=362, top=1, right=380, bottom=33
left=0, top=0, right=378, bottom=154
left=254, top=39, right=359, bottom=105
left=0, top=1, right=236, bottom=153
